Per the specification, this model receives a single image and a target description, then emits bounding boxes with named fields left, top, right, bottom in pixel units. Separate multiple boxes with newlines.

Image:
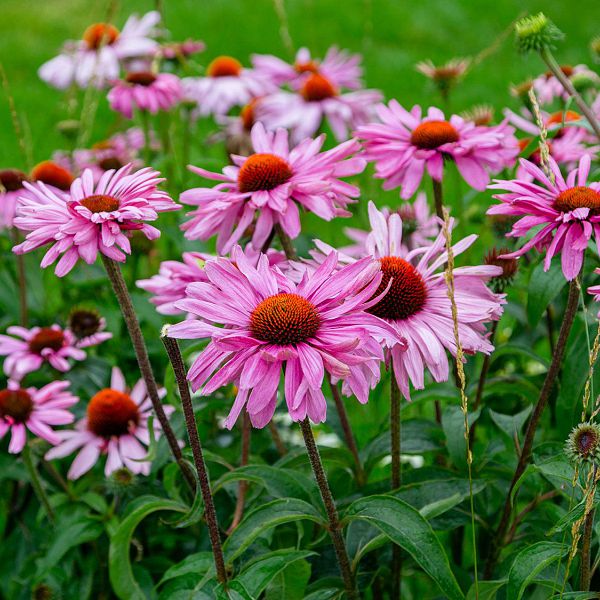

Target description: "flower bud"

left=514, top=13, right=564, bottom=53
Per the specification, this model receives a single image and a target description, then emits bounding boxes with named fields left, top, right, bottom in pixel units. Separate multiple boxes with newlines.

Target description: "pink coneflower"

left=587, top=270, right=600, bottom=316
left=357, top=101, right=519, bottom=199
left=180, top=123, right=366, bottom=253
left=31, top=161, right=75, bottom=192
left=39, top=12, right=161, bottom=89
left=0, top=325, right=86, bottom=379
left=168, top=245, right=396, bottom=427
left=342, top=193, right=439, bottom=255
left=137, top=245, right=286, bottom=316
left=299, top=202, right=504, bottom=399
left=45, top=367, right=171, bottom=478
left=0, top=380, right=78, bottom=453
left=13, top=164, right=180, bottom=276
left=260, top=74, right=382, bottom=143
left=488, top=154, right=600, bottom=281
left=0, top=169, right=30, bottom=231
left=505, top=108, right=600, bottom=180
left=182, top=55, right=275, bottom=117
left=415, top=58, right=470, bottom=98
left=68, top=308, right=113, bottom=347
left=54, top=128, right=149, bottom=182
left=532, top=64, right=588, bottom=105
left=108, top=71, right=183, bottom=119
left=217, top=98, right=264, bottom=157
left=160, top=39, right=205, bottom=61
left=252, top=46, right=363, bottom=90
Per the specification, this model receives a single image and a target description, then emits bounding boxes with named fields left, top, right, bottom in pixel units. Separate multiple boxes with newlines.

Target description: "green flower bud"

left=514, top=13, right=564, bottom=53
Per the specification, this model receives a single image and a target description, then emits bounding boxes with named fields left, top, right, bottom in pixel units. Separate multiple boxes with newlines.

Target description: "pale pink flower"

left=39, top=12, right=161, bottom=89
left=0, top=325, right=87, bottom=380
left=159, top=39, right=205, bottom=61
left=180, top=123, right=365, bottom=253
left=532, top=64, right=588, bottom=105
left=259, top=74, right=382, bottom=143
left=297, top=202, right=504, bottom=399
left=182, top=55, right=275, bottom=117
left=342, top=193, right=439, bottom=255
left=0, top=380, right=78, bottom=453
left=168, top=246, right=397, bottom=427
left=108, top=71, right=183, bottom=119
left=505, top=108, right=600, bottom=180
left=0, top=169, right=30, bottom=231
left=137, top=245, right=286, bottom=316
left=357, top=101, right=519, bottom=199
left=45, top=367, right=171, bottom=478
left=252, top=46, right=363, bottom=90
left=488, top=155, right=600, bottom=281
left=587, top=271, right=600, bottom=316
left=13, top=164, right=180, bottom=276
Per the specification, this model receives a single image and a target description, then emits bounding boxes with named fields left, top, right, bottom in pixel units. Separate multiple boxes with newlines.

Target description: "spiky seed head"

left=514, top=13, right=564, bottom=53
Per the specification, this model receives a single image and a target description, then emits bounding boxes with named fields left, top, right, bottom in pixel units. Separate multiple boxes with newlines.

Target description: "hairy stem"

left=161, top=334, right=228, bottom=584
left=390, top=364, right=403, bottom=598
left=228, top=411, right=251, bottom=533
left=101, top=255, right=191, bottom=487
left=581, top=508, right=595, bottom=590
left=299, top=418, right=358, bottom=600
left=275, top=223, right=298, bottom=261
left=484, top=277, right=580, bottom=577
left=23, top=444, right=54, bottom=523
left=329, top=378, right=365, bottom=486
left=268, top=421, right=287, bottom=456
left=540, top=47, right=600, bottom=141
left=432, top=178, right=444, bottom=220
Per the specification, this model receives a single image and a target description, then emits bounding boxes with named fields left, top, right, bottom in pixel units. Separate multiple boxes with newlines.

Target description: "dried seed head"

left=484, top=248, right=519, bottom=292
left=566, top=422, right=600, bottom=464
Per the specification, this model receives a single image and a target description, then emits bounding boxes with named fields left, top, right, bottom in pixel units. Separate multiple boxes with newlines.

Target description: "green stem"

left=390, top=362, right=402, bottom=599
left=23, top=444, right=54, bottom=523
left=140, top=110, right=152, bottom=165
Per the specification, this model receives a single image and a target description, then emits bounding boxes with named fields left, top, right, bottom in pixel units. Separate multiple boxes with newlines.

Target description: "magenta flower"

left=357, top=101, right=518, bottom=198
left=137, top=245, right=286, bottom=316
left=488, top=155, right=600, bottom=280
left=587, top=271, right=600, bottom=316
left=39, top=12, right=161, bottom=89
left=0, top=380, right=78, bottom=453
left=299, top=202, right=504, bottom=399
left=167, top=246, right=396, bottom=428
left=182, top=55, right=275, bottom=117
left=0, top=325, right=87, bottom=380
left=252, top=46, right=363, bottom=90
left=108, top=71, right=183, bottom=119
left=13, top=164, right=180, bottom=276
left=45, top=367, right=171, bottom=478
left=532, top=64, right=589, bottom=105
left=180, top=123, right=366, bottom=253
left=259, top=74, right=382, bottom=143
left=159, top=39, right=205, bottom=61
left=0, top=169, right=31, bottom=231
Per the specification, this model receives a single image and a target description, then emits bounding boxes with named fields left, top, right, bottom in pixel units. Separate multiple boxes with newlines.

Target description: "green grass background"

left=0, top=0, right=597, bottom=168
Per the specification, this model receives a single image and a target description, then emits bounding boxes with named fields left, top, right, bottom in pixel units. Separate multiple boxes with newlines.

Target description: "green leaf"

left=109, top=495, right=187, bottom=600
left=441, top=405, right=481, bottom=468
left=235, top=549, right=314, bottom=598
left=419, top=493, right=464, bottom=520
left=344, top=495, right=464, bottom=600
left=165, top=460, right=205, bottom=529
left=223, top=498, right=325, bottom=564
left=527, top=260, right=567, bottom=327
left=506, top=542, right=568, bottom=600
left=159, top=552, right=214, bottom=586
left=489, top=406, right=533, bottom=440
left=466, top=579, right=506, bottom=600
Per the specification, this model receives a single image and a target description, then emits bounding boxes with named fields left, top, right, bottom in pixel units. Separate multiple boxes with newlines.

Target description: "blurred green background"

left=0, top=0, right=597, bottom=167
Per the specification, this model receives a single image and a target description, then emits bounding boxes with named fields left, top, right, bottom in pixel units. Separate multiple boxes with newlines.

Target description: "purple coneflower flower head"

left=260, top=74, right=382, bottom=143
left=488, top=154, right=600, bottom=281
left=0, top=380, right=78, bottom=453
left=0, top=325, right=87, bottom=380
left=532, top=64, right=589, bottom=105
left=38, top=12, right=161, bottom=89
left=587, top=271, right=600, bottom=317
left=182, top=55, right=275, bottom=118
left=45, top=367, right=171, bottom=479
left=357, top=101, right=519, bottom=198
left=180, top=123, right=366, bottom=253
left=68, top=308, right=113, bottom=348
left=298, top=202, right=504, bottom=399
left=13, top=164, right=180, bottom=276
left=137, top=245, right=286, bottom=316
left=167, top=245, right=397, bottom=428
left=252, top=46, right=363, bottom=90
left=108, top=71, right=183, bottom=118
left=0, top=169, right=30, bottom=231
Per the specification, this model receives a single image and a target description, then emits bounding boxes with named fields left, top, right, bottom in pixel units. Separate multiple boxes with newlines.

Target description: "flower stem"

left=540, top=47, right=600, bottom=141
left=474, top=321, right=498, bottom=411
left=268, top=421, right=287, bottom=456
left=432, top=178, right=444, bottom=220
left=275, top=223, right=298, bottom=260
left=299, top=418, right=358, bottom=600
left=11, top=230, right=28, bottom=327
left=227, top=411, right=251, bottom=534
left=580, top=507, right=595, bottom=590
left=140, top=110, right=152, bottom=165
left=390, top=363, right=403, bottom=599
left=161, top=333, right=228, bottom=584
left=101, top=255, right=192, bottom=488
left=22, top=444, right=54, bottom=523
left=329, top=378, right=365, bottom=486
left=484, top=276, right=580, bottom=578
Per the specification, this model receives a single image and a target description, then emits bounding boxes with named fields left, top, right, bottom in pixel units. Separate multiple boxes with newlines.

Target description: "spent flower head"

left=484, top=247, right=519, bottom=292
left=566, top=422, right=600, bottom=464
left=514, top=13, right=564, bottom=53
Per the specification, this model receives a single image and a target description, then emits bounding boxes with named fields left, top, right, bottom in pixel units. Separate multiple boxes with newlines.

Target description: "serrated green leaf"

left=344, top=495, right=464, bottom=600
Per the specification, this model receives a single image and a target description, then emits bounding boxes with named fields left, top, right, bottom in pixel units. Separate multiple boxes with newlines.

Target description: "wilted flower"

left=415, top=58, right=470, bottom=97
left=45, top=367, right=172, bottom=478
left=566, top=422, right=600, bottom=464
left=0, top=380, right=78, bottom=453
left=514, top=13, right=564, bottom=54
left=68, top=308, right=113, bottom=347
left=461, top=105, right=495, bottom=126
